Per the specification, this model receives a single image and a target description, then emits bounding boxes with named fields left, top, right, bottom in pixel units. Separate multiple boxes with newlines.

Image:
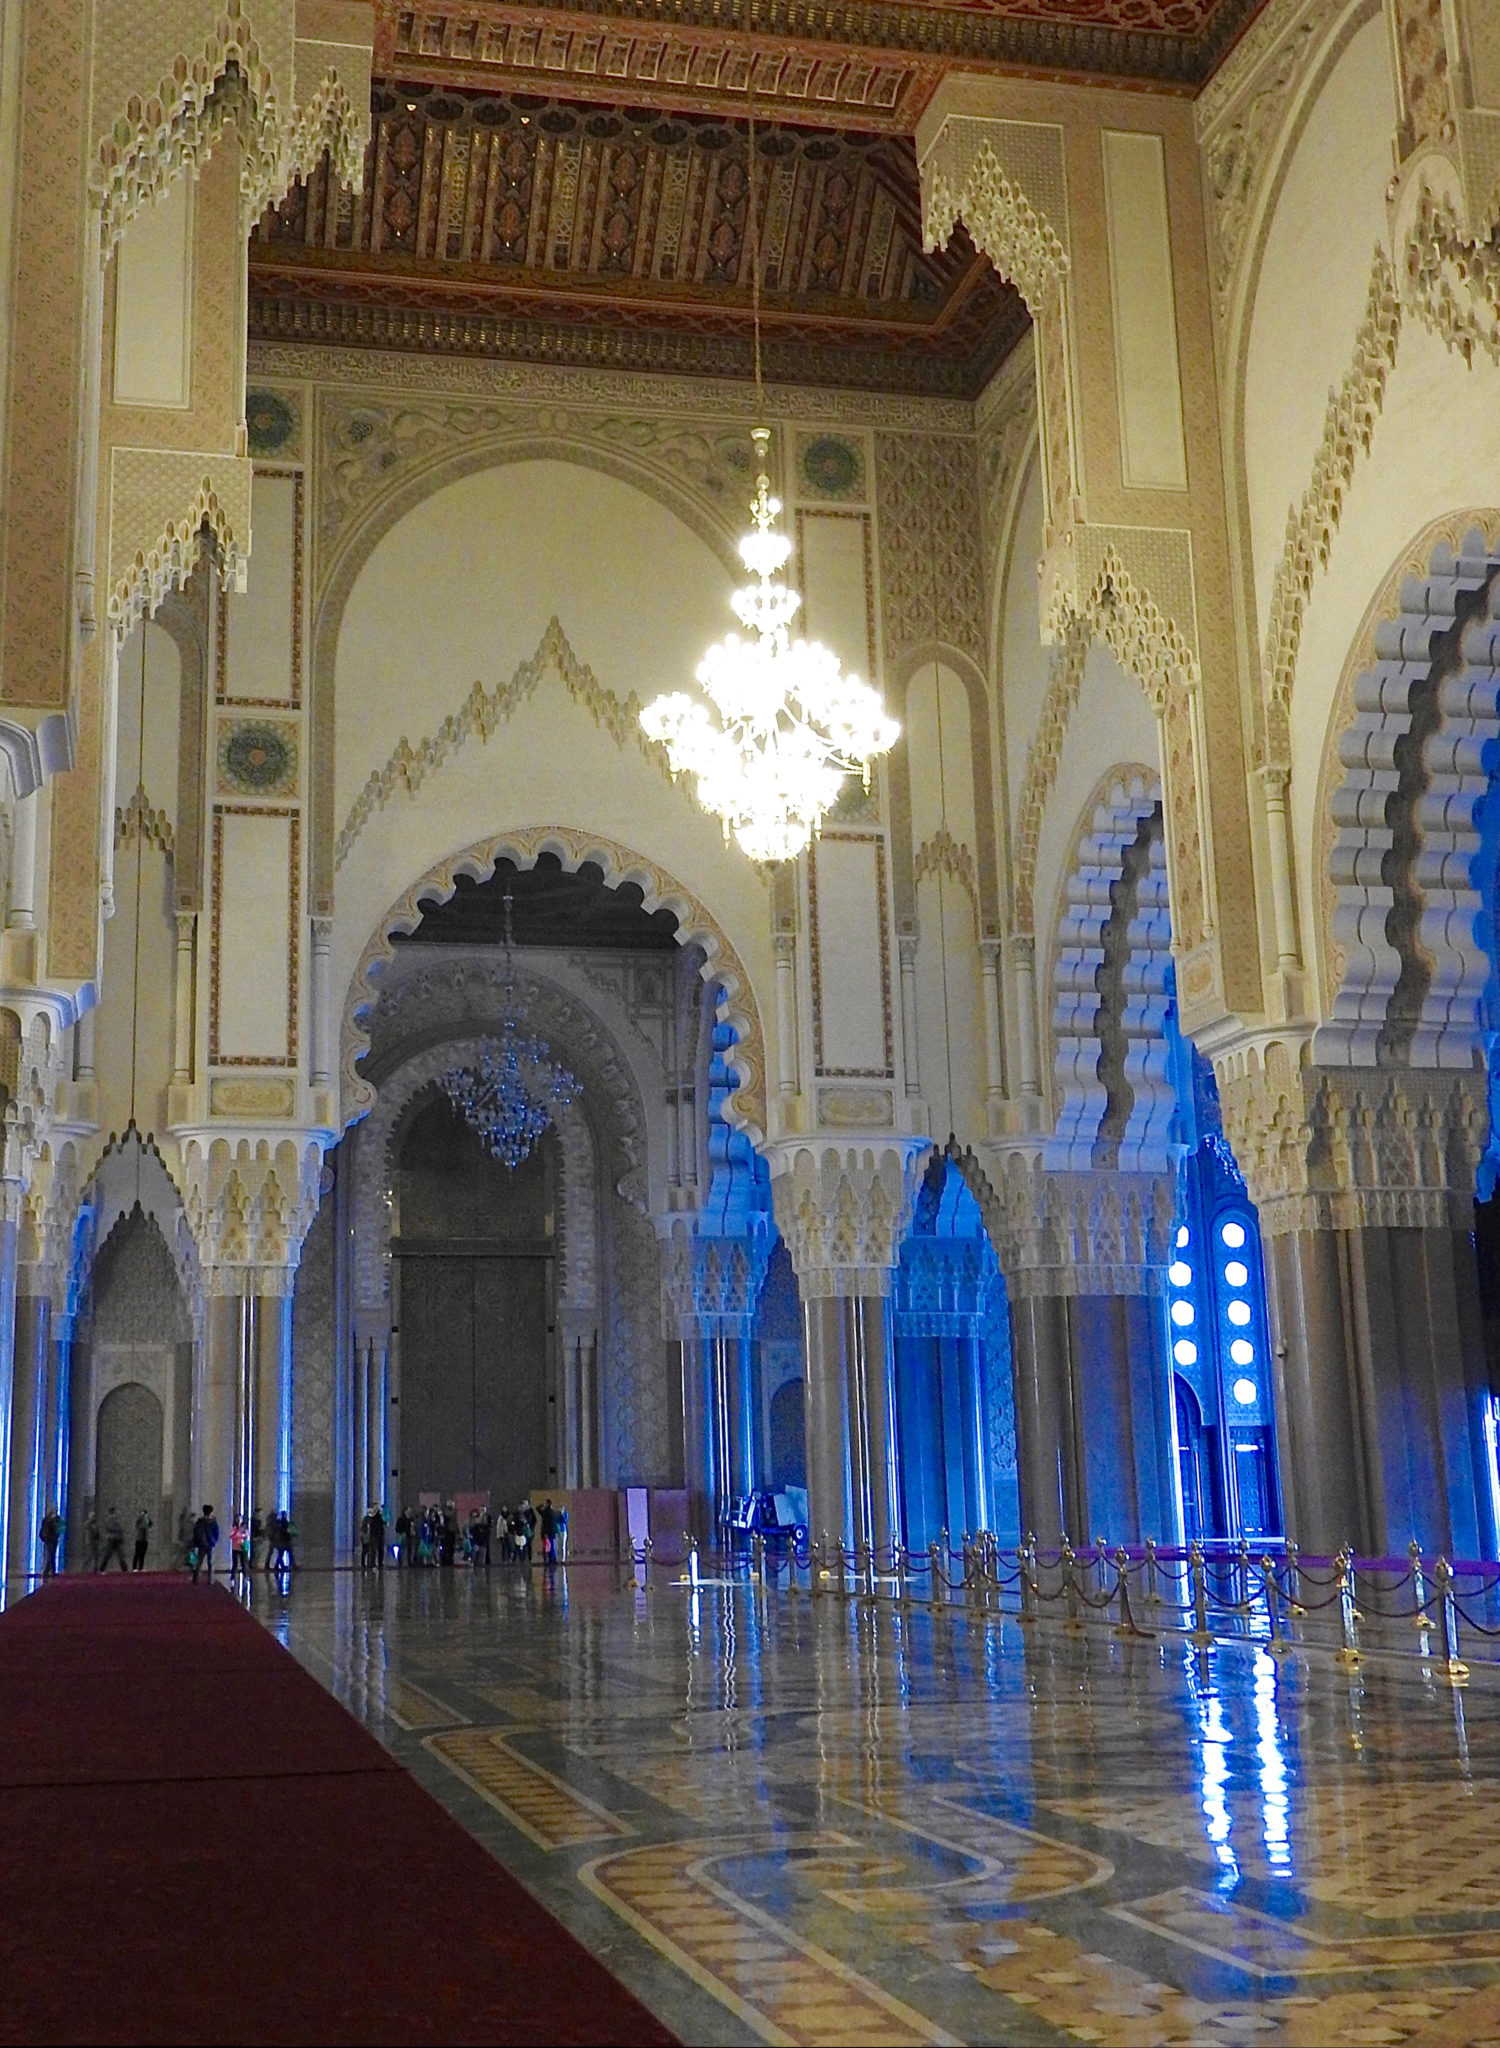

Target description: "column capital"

left=766, top=1138, right=928, bottom=1298
left=958, top=1141, right=1174, bottom=1298
left=173, top=1129, right=327, bottom=1284
left=659, top=1225, right=773, bottom=1340
left=1216, top=1055, right=1489, bottom=1236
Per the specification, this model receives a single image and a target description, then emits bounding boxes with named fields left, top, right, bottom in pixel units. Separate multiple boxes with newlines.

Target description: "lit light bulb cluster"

left=1168, top=1216, right=1260, bottom=1405
left=641, top=428, right=899, bottom=864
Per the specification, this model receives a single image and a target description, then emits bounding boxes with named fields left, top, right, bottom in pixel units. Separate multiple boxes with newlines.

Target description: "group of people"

left=182, top=1504, right=297, bottom=1581
left=34, top=1503, right=300, bottom=1581
left=37, top=1505, right=154, bottom=1575
left=360, top=1498, right=568, bottom=1569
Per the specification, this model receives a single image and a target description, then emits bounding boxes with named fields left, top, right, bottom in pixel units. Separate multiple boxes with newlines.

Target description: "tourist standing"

left=369, top=1505, right=387, bottom=1570
left=97, top=1507, right=128, bottom=1572
left=131, top=1510, right=152, bottom=1571
left=39, top=1506, right=61, bottom=1577
left=190, top=1504, right=219, bottom=1583
left=84, top=1511, right=100, bottom=1572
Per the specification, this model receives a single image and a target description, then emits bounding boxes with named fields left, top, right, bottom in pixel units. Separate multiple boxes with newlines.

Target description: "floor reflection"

left=260, top=1564, right=1500, bottom=2047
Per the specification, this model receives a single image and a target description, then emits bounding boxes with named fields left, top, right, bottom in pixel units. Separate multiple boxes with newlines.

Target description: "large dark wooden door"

left=399, top=1253, right=550, bottom=1501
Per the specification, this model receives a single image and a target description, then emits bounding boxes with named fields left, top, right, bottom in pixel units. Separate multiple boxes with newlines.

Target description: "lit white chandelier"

left=639, top=116, right=898, bottom=865
left=439, top=891, right=581, bottom=1168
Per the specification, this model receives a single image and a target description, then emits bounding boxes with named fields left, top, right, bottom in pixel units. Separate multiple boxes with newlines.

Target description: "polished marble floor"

left=250, top=1564, right=1500, bottom=2047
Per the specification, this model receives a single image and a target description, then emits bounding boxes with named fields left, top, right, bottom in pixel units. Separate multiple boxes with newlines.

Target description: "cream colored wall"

left=1241, top=13, right=1394, bottom=646
left=331, top=458, right=780, bottom=1099
left=998, top=455, right=1051, bottom=838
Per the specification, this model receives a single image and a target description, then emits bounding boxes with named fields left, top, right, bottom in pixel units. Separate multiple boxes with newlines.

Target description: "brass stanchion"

left=1285, top=1539, right=1306, bottom=1616
left=1188, top=1540, right=1213, bottom=1647
left=1018, top=1534, right=1037, bottom=1625
left=928, top=1540, right=942, bottom=1612
left=1145, top=1535, right=1159, bottom=1608
left=1062, top=1538, right=1084, bottom=1633
left=1334, top=1547, right=1361, bottom=1670
left=1434, top=1557, right=1470, bottom=1687
left=1262, top=1554, right=1292, bottom=1659
left=1410, top=1539, right=1434, bottom=1630
left=1112, top=1547, right=1153, bottom=1638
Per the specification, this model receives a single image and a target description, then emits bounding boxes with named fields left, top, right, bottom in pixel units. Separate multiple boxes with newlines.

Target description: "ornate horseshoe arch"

left=341, top=826, right=768, bottom=1147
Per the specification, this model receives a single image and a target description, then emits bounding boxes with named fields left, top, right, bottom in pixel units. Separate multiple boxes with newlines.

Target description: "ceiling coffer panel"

left=250, top=86, right=1031, bottom=395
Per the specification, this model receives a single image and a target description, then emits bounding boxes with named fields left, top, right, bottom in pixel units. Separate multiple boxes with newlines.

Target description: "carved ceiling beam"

left=374, top=0, right=1272, bottom=101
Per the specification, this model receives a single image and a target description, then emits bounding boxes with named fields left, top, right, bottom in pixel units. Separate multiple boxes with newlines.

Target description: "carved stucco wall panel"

left=917, top=78, right=1260, bottom=1029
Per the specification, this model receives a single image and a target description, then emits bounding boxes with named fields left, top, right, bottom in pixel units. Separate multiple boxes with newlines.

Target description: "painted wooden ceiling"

left=250, top=87, right=1029, bottom=395
left=249, top=0, right=1267, bottom=392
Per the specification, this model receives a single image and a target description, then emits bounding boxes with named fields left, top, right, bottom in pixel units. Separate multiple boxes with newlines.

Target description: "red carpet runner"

left=0, top=1577, right=676, bottom=2046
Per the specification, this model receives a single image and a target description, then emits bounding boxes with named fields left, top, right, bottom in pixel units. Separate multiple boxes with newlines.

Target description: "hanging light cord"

left=748, top=103, right=764, bottom=413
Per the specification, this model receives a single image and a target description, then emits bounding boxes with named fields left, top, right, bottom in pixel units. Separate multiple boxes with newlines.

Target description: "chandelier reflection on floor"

left=642, top=427, right=899, bottom=863
left=439, top=890, right=581, bottom=1168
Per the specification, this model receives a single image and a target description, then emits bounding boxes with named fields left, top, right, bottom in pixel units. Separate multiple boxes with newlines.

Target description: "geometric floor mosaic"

left=260, top=1567, right=1500, bottom=2047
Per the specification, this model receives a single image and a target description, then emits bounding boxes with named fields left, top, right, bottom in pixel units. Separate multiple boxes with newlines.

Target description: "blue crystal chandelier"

left=439, top=891, right=580, bottom=1168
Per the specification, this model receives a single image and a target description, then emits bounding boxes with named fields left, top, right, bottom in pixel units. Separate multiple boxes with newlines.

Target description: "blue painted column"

left=0, top=1197, right=17, bottom=1592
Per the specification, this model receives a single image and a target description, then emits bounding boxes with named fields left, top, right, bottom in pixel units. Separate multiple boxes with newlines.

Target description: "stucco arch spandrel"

left=1311, top=510, right=1500, bottom=1020
left=308, top=427, right=749, bottom=910
left=312, top=418, right=745, bottom=617
left=884, top=640, right=1002, bottom=939
left=342, top=827, right=767, bottom=1148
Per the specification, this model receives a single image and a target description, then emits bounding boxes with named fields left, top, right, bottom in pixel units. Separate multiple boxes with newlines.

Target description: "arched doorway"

left=96, top=1383, right=164, bottom=1542
left=394, top=1093, right=554, bottom=1506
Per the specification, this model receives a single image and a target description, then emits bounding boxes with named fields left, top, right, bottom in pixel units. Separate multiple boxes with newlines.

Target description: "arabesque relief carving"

left=1216, top=1044, right=1488, bottom=1235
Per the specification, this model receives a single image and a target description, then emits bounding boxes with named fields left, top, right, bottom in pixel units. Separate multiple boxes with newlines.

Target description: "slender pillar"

left=195, top=1290, right=241, bottom=1531
left=774, top=936, right=798, bottom=1098
left=802, top=1295, right=851, bottom=1551
left=680, top=1330, right=717, bottom=1546
left=309, top=917, right=333, bottom=1089
left=1009, top=936, right=1042, bottom=1100
left=171, top=913, right=195, bottom=1082
left=1257, top=767, right=1301, bottom=975
left=353, top=1337, right=371, bottom=1521
left=1008, top=1291, right=1076, bottom=1544
left=6, top=1289, right=46, bottom=1579
left=955, top=1331, right=991, bottom=1536
left=367, top=1338, right=388, bottom=1512
left=232, top=1294, right=255, bottom=1527
left=255, top=1292, right=293, bottom=1520
left=49, top=1317, right=72, bottom=1540
left=898, top=935, right=921, bottom=1099
left=1264, top=1228, right=1367, bottom=1554
left=978, top=940, right=1006, bottom=1117
left=723, top=1335, right=757, bottom=1502
left=7, top=789, right=36, bottom=929
left=854, top=1294, right=902, bottom=1559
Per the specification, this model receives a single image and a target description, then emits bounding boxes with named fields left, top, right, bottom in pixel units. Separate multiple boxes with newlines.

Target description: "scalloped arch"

left=342, top=826, right=767, bottom=1148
